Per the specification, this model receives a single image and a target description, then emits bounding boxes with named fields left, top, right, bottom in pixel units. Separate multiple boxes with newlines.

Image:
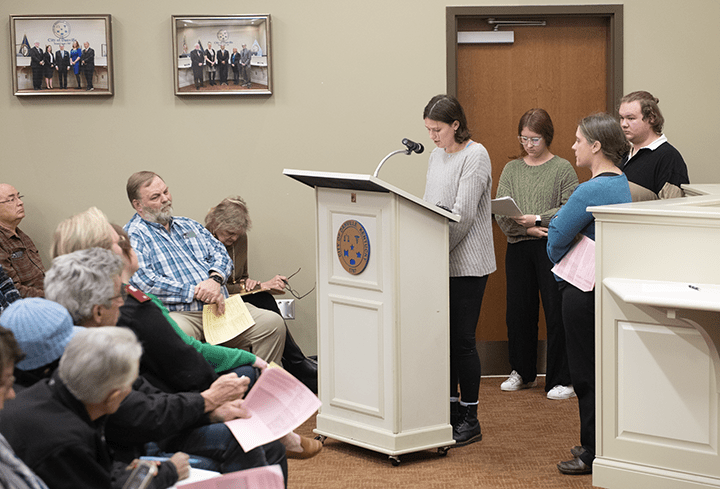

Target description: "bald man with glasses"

left=0, top=184, right=45, bottom=298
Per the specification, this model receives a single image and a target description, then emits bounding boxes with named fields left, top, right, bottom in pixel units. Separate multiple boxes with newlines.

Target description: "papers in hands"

left=551, top=235, right=595, bottom=292
left=491, top=196, right=523, bottom=216
left=225, top=363, right=322, bottom=452
left=202, top=294, right=255, bottom=345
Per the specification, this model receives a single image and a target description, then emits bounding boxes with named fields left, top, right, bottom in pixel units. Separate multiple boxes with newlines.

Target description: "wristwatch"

left=535, top=216, right=542, bottom=227
left=209, top=274, right=223, bottom=285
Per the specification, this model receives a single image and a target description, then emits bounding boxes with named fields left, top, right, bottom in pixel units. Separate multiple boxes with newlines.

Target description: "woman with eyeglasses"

left=205, top=196, right=318, bottom=393
left=495, top=108, right=578, bottom=400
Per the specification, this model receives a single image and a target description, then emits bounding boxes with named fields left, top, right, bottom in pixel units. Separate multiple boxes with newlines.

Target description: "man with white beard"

left=123, top=171, right=285, bottom=364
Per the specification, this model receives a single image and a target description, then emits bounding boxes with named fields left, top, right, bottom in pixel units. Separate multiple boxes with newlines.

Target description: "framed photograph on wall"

left=172, top=15, right=272, bottom=96
left=9, top=14, right=114, bottom=96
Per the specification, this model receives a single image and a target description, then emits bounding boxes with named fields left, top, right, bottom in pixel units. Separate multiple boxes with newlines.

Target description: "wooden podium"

left=284, top=169, right=458, bottom=464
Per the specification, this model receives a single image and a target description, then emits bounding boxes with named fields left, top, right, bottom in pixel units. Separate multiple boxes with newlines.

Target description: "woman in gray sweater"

left=422, top=94, right=496, bottom=446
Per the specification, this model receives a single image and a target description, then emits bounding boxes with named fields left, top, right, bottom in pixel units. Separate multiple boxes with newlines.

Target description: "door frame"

left=446, top=5, right=623, bottom=375
left=446, top=4, right=623, bottom=111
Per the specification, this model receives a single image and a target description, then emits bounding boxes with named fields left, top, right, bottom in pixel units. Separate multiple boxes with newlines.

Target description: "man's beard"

left=143, top=203, right=173, bottom=225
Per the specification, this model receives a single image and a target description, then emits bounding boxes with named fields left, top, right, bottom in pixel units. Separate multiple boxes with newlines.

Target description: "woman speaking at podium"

left=422, top=94, right=496, bottom=446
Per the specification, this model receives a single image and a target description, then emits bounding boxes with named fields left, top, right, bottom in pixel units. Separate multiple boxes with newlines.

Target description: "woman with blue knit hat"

left=0, top=298, right=82, bottom=388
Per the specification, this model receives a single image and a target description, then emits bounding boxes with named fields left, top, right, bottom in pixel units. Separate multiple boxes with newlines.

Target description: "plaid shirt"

left=0, top=265, right=21, bottom=313
left=124, top=213, right=233, bottom=312
left=0, top=226, right=45, bottom=298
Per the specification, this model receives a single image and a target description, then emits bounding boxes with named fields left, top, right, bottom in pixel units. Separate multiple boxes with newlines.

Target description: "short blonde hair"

left=52, top=207, right=114, bottom=259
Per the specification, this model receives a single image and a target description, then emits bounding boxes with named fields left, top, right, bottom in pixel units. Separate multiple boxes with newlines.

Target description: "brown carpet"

left=288, top=377, right=600, bottom=488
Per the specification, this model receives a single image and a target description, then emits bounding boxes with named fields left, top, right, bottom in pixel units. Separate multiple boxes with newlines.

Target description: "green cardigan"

left=148, top=292, right=256, bottom=372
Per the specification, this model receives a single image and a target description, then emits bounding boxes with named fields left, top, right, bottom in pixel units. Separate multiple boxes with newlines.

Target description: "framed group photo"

left=172, top=15, right=272, bottom=96
left=10, top=14, right=114, bottom=96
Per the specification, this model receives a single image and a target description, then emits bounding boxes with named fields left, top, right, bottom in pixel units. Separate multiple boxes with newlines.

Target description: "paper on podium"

left=491, top=196, right=523, bottom=216
left=173, top=465, right=284, bottom=489
left=202, top=294, right=255, bottom=345
left=551, top=235, right=595, bottom=292
left=225, top=363, right=322, bottom=452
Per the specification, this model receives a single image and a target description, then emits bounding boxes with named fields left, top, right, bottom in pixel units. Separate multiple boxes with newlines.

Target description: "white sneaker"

left=501, top=370, right=537, bottom=391
left=547, top=385, right=576, bottom=400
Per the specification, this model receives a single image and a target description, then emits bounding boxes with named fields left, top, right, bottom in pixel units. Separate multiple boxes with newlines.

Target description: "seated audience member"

left=618, top=90, right=689, bottom=200
left=0, top=326, right=50, bottom=489
left=0, top=326, right=189, bottom=489
left=0, top=265, right=21, bottom=314
left=0, top=185, right=45, bottom=297
left=206, top=196, right=318, bottom=392
left=123, top=171, right=286, bottom=364
left=51, top=207, right=261, bottom=392
left=44, top=248, right=291, bottom=478
left=0, top=298, right=81, bottom=388
left=50, top=207, right=321, bottom=460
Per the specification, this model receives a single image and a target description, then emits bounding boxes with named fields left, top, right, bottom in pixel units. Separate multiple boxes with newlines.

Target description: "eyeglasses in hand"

left=283, top=267, right=316, bottom=300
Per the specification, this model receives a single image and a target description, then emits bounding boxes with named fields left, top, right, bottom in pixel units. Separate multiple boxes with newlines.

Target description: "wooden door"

left=449, top=7, right=622, bottom=374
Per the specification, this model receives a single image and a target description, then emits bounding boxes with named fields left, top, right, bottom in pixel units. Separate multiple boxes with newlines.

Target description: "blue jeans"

left=221, top=365, right=258, bottom=390
left=147, top=366, right=287, bottom=485
left=148, top=426, right=287, bottom=486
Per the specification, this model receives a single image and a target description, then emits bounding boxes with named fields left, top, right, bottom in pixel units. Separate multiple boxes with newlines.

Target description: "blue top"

left=547, top=173, right=631, bottom=266
left=124, top=214, right=233, bottom=311
left=70, top=48, right=81, bottom=75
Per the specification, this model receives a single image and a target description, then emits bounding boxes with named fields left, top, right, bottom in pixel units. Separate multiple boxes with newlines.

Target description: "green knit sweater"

left=148, top=292, right=256, bottom=372
left=495, top=155, right=578, bottom=244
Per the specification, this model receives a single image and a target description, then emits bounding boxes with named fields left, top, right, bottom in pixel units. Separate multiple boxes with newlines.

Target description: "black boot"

left=453, top=403, right=482, bottom=446
left=450, top=400, right=461, bottom=427
left=282, top=330, right=318, bottom=393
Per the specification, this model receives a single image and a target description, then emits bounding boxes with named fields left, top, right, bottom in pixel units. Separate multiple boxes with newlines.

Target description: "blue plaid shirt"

left=124, top=213, right=233, bottom=312
left=0, top=265, right=21, bottom=314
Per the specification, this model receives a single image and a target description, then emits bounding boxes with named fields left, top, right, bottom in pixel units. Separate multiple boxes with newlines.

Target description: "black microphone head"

left=401, top=138, right=424, bottom=154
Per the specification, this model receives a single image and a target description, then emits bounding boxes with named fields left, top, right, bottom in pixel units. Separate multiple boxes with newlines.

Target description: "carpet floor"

left=288, top=376, right=600, bottom=488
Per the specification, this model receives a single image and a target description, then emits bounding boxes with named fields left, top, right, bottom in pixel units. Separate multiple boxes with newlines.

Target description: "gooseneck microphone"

left=373, top=138, right=425, bottom=178
left=401, top=138, right=424, bottom=154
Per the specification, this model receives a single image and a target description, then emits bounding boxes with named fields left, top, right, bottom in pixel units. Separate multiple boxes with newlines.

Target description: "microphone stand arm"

left=373, top=148, right=411, bottom=178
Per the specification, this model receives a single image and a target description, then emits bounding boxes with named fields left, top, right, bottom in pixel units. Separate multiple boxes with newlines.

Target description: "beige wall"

left=2, top=0, right=718, bottom=354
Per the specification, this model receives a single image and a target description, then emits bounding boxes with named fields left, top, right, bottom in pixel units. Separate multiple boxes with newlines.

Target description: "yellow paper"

left=202, top=294, right=255, bottom=345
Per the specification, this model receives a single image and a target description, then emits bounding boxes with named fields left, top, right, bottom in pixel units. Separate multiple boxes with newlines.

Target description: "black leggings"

left=559, top=281, right=596, bottom=465
left=449, top=275, right=488, bottom=404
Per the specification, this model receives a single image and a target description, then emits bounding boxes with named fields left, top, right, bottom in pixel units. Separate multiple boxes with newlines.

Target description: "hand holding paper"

left=225, top=364, right=322, bottom=452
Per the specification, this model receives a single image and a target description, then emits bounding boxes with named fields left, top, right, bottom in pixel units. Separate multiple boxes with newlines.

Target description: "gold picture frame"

left=10, top=14, right=114, bottom=96
left=172, top=14, right=272, bottom=96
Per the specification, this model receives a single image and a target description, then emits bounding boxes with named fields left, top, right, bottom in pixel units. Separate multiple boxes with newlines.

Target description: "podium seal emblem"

left=336, top=220, right=370, bottom=275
